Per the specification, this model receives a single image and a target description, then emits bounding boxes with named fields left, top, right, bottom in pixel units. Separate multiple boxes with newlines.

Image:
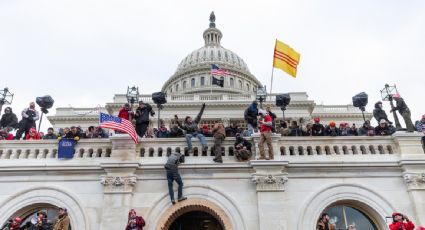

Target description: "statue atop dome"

left=209, top=11, right=216, bottom=28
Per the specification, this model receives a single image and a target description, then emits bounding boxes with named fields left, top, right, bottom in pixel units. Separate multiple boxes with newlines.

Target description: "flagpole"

left=270, top=39, right=277, bottom=98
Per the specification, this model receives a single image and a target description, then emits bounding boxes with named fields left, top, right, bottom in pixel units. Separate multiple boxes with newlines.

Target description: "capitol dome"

left=162, top=12, right=261, bottom=95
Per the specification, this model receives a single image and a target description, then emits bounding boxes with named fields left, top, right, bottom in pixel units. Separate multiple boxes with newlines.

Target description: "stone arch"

left=0, top=186, right=89, bottom=230
left=145, top=185, right=246, bottom=230
left=157, top=198, right=232, bottom=230
left=297, top=183, right=395, bottom=230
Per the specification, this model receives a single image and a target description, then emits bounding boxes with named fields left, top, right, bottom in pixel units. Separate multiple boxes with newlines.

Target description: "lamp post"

left=380, top=84, right=402, bottom=130
left=126, top=86, right=139, bottom=109
left=0, top=88, right=14, bottom=117
left=256, top=85, right=267, bottom=109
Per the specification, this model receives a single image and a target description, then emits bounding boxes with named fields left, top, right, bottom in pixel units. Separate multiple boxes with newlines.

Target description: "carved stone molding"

left=403, top=173, right=425, bottom=190
left=100, top=175, right=137, bottom=194
left=252, top=173, right=288, bottom=192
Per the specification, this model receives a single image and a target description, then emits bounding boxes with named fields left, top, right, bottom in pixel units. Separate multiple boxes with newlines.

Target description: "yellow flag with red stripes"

left=273, top=39, right=300, bottom=78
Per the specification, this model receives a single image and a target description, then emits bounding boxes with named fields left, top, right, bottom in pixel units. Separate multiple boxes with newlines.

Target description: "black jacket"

left=135, top=104, right=154, bottom=124
left=234, top=137, right=252, bottom=151
left=225, top=126, right=239, bottom=137
left=374, top=124, right=395, bottom=136
left=176, top=104, right=205, bottom=134
left=394, top=98, right=409, bottom=114
left=0, top=110, right=18, bottom=129
left=373, top=102, right=390, bottom=123
left=244, top=104, right=258, bottom=126
left=312, top=123, right=325, bottom=136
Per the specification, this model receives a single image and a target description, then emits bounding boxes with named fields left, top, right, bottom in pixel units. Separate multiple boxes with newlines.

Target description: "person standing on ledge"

left=390, top=94, right=415, bottom=132
left=258, top=109, right=274, bottom=160
left=134, top=100, right=154, bottom=138
left=212, top=121, right=225, bottom=163
left=164, top=151, right=187, bottom=205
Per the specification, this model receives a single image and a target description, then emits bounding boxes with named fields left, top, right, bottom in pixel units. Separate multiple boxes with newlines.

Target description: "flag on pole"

left=212, top=76, right=224, bottom=87
left=273, top=39, right=300, bottom=78
left=99, top=112, right=139, bottom=144
left=211, top=64, right=229, bottom=76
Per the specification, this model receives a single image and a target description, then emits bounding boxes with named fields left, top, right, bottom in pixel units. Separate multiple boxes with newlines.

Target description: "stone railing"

left=0, top=133, right=423, bottom=163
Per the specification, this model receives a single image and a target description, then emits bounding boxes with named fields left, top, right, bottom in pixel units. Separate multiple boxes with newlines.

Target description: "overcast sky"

left=1, top=0, right=424, bottom=130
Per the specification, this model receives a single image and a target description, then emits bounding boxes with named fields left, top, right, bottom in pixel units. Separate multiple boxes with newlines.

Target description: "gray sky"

left=1, top=0, right=424, bottom=130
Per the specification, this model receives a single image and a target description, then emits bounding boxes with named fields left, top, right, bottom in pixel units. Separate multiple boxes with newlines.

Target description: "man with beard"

left=53, top=207, right=70, bottom=230
left=15, top=102, right=40, bottom=140
left=134, top=101, right=154, bottom=138
left=0, top=107, right=18, bottom=130
left=125, top=209, right=145, bottom=230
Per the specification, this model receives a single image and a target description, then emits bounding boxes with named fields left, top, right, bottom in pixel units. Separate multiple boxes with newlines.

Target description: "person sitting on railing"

left=174, top=103, right=208, bottom=154
left=212, top=122, right=225, bottom=163
left=58, top=126, right=81, bottom=141
left=375, top=119, right=396, bottom=136
left=234, top=133, right=252, bottom=161
left=339, top=123, right=349, bottom=136
left=302, top=123, right=313, bottom=136
left=43, top=127, right=57, bottom=140
left=0, top=128, right=14, bottom=140
left=312, top=117, right=325, bottom=136
left=156, top=123, right=169, bottom=138
left=169, top=124, right=184, bottom=138
left=279, top=121, right=290, bottom=136
left=288, top=120, right=302, bottom=136
left=201, top=124, right=212, bottom=137
left=348, top=123, right=358, bottom=136
left=0, top=107, right=18, bottom=131
left=325, top=121, right=340, bottom=137
left=24, top=127, right=40, bottom=140
left=244, top=101, right=258, bottom=136
left=225, top=122, right=239, bottom=137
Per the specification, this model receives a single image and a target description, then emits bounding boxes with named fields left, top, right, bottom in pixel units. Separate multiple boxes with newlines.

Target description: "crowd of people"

left=1, top=207, right=69, bottom=230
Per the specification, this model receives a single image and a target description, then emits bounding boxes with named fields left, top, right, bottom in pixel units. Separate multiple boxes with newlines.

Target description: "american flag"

left=99, top=112, right=139, bottom=144
left=211, top=64, right=229, bottom=76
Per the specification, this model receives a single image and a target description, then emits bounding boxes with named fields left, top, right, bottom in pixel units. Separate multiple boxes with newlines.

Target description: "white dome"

left=176, top=46, right=250, bottom=74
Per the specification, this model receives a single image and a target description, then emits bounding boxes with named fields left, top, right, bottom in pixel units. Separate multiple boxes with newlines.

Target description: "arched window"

left=200, top=77, right=205, bottom=86
left=230, top=78, right=234, bottom=87
left=319, top=205, right=378, bottom=230
left=183, top=81, right=187, bottom=89
left=238, top=80, right=242, bottom=89
left=246, top=83, right=250, bottom=90
left=175, top=84, right=179, bottom=91
left=191, top=78, right=195, bottom=87
left=170, top=88, right=173, bottom=93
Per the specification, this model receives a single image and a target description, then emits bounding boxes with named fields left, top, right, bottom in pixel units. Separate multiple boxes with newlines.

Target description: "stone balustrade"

left=0, top=133, right=422, bottom=164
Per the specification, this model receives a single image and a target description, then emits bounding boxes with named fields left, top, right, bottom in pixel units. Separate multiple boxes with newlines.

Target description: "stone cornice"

left=100, top=175, right=137, bottom=194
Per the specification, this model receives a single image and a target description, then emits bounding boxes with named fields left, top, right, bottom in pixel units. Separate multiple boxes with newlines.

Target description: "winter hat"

left=329, top=121, right=336, bottom=127
left=37, top=211, right=47, bottom=218
left=392, top=93, right=401, bottom=99
left=59, top=207, right=67, bottom=213
left=339, top=123, right=346, bottom=127
left=380, top=119, right=387, bottom=124
left=128, top=209, right=137, bottom=219
left=258, top=109, right=267, bottom=116
left=314, top=117, right=320, bottom=123
left=14, top=217, right=22, bottom=223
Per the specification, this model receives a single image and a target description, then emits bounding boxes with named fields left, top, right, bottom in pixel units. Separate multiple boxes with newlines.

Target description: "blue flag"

left=58, top=139, right=77, bottom=159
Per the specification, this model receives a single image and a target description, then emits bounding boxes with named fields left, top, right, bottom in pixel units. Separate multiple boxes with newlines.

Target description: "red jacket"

left=118, top=108, right=131, bottom=120
left=389, top=221, right=415, bottom=230
left=260, top=114, right=272, bottom=133
left=125, top=216, right=145, bottom=230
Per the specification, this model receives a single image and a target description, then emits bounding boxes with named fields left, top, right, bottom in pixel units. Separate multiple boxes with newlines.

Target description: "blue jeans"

left=247, top=123, right=254, bottom=136
left=166, top=170, right=183, bottom=201
left=185, top=133, right=207, bottom=150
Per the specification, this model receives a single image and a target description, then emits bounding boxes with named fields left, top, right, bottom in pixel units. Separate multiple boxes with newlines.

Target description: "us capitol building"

left=0, top=13, right=424, bottom=230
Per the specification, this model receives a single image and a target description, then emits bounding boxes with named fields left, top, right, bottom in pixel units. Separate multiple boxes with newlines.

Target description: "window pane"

left=201, top=77, right=205, bottom=86
left=323, top=205, right=378, bottom=230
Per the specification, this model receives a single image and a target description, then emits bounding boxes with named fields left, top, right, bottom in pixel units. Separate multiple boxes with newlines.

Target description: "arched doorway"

left=169, top=211, right=223, bottom=230
left=156, top=198, right=233, bottom=230
left=319, top=203, right=379, bottom=230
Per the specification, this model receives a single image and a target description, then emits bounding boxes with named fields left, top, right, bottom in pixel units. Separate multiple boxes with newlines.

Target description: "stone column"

left=99, top=134, right=140, bottom=230
left=402, top=172, right=425, bottom=226
left=251, top=161, right=289, bottom=230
